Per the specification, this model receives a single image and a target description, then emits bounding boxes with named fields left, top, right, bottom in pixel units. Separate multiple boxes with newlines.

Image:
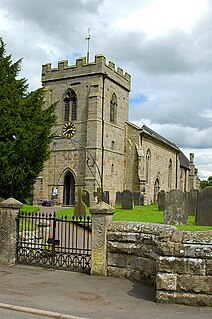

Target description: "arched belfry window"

left=168, top=159, right=172, bottom=189
left=63, top=89, right=77, bottom=122
left=110, top=93, right=117, bottom=123
left=146, top=149, right=151, bottom=184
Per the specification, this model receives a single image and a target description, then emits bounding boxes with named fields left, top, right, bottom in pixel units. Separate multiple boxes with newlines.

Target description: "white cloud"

left=0, top=0, right=212, bottom=180
left=116, top=0, right=209, bottom=38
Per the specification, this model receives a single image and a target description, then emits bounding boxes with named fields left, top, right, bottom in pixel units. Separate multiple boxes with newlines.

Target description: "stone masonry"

left=107, top=221, right=212, bottom=306
left=33, top=55, right=200, bottom=206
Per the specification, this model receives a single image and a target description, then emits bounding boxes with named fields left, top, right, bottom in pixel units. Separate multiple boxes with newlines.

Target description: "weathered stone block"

left=206, top=260, right=212, bottom=276
left=157, top=242, right=175, bottom=256
left=108, top=221, right=176, bottom=237
left=156, top=290, right=212, bottom=306
left=158, top=256, right=206, bottom=275
left=174, top=244, right=212, bottom=258
left=156, top=273, right=177, bottom=291
left=182, top=231, right=212, bottom=244
left=107, top=231, right=158, bottom=245
left=108, top=241, right=158, bottom=259
left=177, top=274, right=212, bottom=294
left=108, top=253, right=156, bottom=274
left=108, top=266, right=155, bottom=286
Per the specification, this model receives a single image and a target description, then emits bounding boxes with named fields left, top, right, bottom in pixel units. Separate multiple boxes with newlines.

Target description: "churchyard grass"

left=56, top=204, right=212, bottom=231
left=21, top=205, right=40, bottom=213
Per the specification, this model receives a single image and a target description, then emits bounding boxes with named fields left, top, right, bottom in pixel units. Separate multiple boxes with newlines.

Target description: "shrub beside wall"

left=107, top=221, right=212, bottom=306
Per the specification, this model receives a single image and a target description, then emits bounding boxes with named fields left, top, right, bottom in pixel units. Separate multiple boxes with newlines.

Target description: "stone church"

left=33, top=55, right=199, bottom=206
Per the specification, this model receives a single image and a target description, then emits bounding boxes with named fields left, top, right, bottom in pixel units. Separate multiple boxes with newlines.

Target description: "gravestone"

left=140, top=193, right=144, bottom=206
left=164, top=189, right=187, bottom=225
left=121, top=190, right=134, bottom=210
left=185, top=190, right=198, bottom=216
left=82, top=189, right=90, bottom=207
left=195, top=186, right=212, bottom=226
left=115, top=191, right=122, bottom=205
left=103, top=191, right=110, bottom=204
left=133, top=192, right=144, bottom=206
left=74, top=187, right=86, bottom=217
left=158, top=190, right=165, bottom=211
left=133, top=192, right=140, bottom=206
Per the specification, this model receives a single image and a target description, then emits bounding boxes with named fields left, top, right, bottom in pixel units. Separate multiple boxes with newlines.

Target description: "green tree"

left=0, top=39, right=56, bottom=201
left=200, top=176, right=212, bottom=190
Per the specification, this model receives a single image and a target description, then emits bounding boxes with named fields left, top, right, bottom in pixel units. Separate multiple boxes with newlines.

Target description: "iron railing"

left=16, top=211, right=92, bottom=273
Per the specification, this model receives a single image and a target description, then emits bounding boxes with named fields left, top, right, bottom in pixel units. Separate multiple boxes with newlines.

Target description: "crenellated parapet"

left=42, top=54, right=131, bottom=91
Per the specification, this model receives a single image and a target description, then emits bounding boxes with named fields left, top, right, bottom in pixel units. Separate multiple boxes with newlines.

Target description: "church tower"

left=33, top=55, right=131, bottom=205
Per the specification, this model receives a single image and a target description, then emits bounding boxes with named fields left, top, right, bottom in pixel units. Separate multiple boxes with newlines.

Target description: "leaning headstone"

left=185, top=190, right=198, bottom=216
left=164, top=189, right=187, bottom=225
left=82, top=189, right=90, bottom=207
left=158, top=190, right=165, bottom=211
left=103, top=191, right=110, bottom=204
left=121, top=190, right=134, bottom=210
left=195, top=186, right=212, bottom=226
left=74, top=187, right=86, bottom=217
left=115, top=191, right=122, bottom=205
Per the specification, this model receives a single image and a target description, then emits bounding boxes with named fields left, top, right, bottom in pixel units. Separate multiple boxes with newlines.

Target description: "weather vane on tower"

left=85, top=28, right=91, bottom=63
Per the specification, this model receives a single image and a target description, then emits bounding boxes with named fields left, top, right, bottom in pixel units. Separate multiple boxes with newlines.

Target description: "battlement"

left=42, top=54, right=131, bottom=89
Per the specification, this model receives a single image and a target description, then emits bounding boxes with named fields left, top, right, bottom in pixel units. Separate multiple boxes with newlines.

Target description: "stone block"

left=108, top=241, right=158, bottom=259
left=177, top=274, right=212, bottom=294
left=182, top=230, right=212, bottom=244
left=108, top=253, right=156, bottom=274
left=174, top=244, right=212, bottom=258
left=157, top=242, right=175, bottom=256
left=108, top=266, right=155, bottom=286
left=107, top=230, right=158, bottom=245
left=158, top=256, right=206, bottom=275
left=156, top=273, right=177, bottom=291
left=156, top=290, right=212, bottom=306
left=206, top=260, right=212, bottom=276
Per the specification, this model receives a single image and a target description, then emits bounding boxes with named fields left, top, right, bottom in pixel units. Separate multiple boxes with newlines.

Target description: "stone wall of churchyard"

left=107, top=221, right=212, bottom=306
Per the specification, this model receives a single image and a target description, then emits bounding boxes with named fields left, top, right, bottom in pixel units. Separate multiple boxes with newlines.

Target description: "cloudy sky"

left=1, top=0, right=212, bottom=180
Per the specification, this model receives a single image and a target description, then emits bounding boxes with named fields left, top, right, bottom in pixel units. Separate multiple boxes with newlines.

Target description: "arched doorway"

left=154, top=178, right=160, bottom=203
left=63, top=171, right=75, bottom=205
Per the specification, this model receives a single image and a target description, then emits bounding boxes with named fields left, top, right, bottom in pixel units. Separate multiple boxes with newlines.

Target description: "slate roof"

left=178, top=152, right=190, bottom=169
left=127, top=122, right=190, bottom=170
left=140, top=125, right=180, bottom=152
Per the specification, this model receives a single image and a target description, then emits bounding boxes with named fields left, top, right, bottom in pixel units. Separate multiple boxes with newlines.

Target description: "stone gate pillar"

left=0, top=198, right=23, bottom=265
left=90, top=201, right=115, bottom=276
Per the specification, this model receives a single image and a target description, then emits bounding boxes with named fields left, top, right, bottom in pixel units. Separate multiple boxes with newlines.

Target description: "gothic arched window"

left=168, top=159, right=172, bottom=189
left=146, top=149, right=151, bottom=184
left=110, top=93, right=117, bottom=123
left=63, top=89, right=77, bottom=122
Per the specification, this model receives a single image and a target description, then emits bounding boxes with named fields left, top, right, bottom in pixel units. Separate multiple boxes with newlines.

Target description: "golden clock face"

left=62, top=122, right=76, bottom=139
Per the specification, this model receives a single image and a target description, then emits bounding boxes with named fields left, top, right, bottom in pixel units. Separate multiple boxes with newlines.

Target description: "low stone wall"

left=107, top=221, right=212, bottom=306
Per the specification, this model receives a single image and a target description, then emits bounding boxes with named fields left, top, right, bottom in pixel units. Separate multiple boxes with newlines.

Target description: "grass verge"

left=22, top=204, right=212, bottom=232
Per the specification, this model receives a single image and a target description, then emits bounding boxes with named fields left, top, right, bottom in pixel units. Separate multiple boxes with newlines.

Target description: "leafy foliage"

left=200, top=176, right=212, bottom=190
left=0, top=38, right=56, bottom=201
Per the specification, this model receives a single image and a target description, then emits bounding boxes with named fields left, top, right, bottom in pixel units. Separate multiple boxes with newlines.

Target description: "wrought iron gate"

left=16, top=212, right=91, bottom=273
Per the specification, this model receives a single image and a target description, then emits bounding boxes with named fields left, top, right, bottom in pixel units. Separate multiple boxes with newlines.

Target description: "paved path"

left=0, top=265, right=211, bottom=319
